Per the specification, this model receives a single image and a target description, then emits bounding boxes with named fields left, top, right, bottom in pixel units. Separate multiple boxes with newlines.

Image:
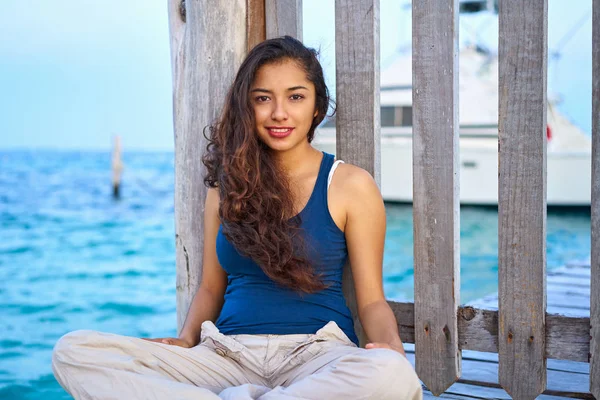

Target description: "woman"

left=52, top=36, right=422, bottom=400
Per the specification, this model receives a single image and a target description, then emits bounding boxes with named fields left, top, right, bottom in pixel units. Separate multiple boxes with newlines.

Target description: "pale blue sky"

left=0, top=1, right=593, bottom=150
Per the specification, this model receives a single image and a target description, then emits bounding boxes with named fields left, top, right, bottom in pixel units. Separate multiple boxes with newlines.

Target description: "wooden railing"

left=167, top=0, right=599, bottom=398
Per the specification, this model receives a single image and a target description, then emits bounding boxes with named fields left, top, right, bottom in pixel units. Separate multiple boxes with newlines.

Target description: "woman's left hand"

left=365, top=342, right=406, bottom=357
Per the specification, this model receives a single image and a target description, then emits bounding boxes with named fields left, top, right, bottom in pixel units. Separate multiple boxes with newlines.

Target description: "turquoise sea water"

left=0, top=150, right=592, bottom=399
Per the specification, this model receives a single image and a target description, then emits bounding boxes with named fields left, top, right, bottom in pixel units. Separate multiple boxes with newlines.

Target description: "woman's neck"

left=271, top=143, right=322, bottom=178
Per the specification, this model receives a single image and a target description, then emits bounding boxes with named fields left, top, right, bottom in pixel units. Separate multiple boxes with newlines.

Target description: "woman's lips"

left=267, top=127, right=294, bottom=138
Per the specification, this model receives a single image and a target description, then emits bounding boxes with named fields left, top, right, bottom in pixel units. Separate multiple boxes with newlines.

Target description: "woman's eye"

left=290, top=94, right=304, bottom=101
left=255, top=96, right=269, bottom=102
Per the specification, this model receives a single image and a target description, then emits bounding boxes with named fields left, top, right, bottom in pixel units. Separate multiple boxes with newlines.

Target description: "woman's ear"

left=313, top=109, right=318, bottom=118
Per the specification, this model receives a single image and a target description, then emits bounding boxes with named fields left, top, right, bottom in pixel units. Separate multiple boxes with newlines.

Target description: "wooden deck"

left=403, top=262, right=593, bottom=399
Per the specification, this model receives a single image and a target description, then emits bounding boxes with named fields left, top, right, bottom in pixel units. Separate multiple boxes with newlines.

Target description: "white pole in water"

left=111, top=135, right=123, bottom=199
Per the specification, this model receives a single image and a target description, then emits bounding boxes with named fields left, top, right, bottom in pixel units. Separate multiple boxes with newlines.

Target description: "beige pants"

left=52, top=321, right=423, bottom=400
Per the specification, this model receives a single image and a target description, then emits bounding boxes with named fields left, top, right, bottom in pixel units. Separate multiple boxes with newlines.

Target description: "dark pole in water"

left=112, top=135, right=123, bottom=199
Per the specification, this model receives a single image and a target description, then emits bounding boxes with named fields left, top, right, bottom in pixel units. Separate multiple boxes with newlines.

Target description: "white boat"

left=314, top=33, right=591, bottom=206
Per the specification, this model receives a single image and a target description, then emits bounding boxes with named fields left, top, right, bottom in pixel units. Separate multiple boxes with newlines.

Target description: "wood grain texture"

left=247, top=0, right=265, bottom=51
left=168, top=0, right=247, bottom=331
left=405, top=352, right=592, bottom=397
left=498, top=1, right=548, bottom=398
left=334, top=0, right=380, bottom=348
left=591, top=0, right=600, bottom=397
left=265, top=0, right=302, bottom=39
left=412, top=0, right=460, bottom=395
left=545, top=314, right=590, bottom=362
left=389, top=302, right=591, bottom=363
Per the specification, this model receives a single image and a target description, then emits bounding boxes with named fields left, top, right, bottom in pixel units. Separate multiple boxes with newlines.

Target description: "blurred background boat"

left=314, top=0, right=592, bottom=206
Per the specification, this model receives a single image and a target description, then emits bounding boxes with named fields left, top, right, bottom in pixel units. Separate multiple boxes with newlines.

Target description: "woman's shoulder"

left=331, top=161, right=378, bottom=193
left=328, top=161, right=382, bottom=214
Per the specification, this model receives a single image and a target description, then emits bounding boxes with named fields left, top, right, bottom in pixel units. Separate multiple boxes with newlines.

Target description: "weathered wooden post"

left=247, top=0, right=266, bottom=50
left=266, top=0, right=302, bottom=40
left=412, top=0, right=461, bottom=395
left=591, top=0, right=600, bottom=397
left=334, top=0, right=380, bottom=346
left=264, top=0, right=300, bottom=41
left=168, top=0, right=247, bottom=330
left=498, top=1, right=548, bottom=398
left=111, top=135, right=123, bottom=199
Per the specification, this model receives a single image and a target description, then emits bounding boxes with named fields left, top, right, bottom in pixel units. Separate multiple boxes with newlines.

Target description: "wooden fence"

left=167, top=0, right=599, bottom=398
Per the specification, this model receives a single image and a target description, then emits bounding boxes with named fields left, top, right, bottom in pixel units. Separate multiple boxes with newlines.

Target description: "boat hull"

left=313, top=130, right=591, bottom=206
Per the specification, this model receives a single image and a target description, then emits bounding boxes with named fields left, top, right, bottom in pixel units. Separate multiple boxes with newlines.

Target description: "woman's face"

left=251, top=59, right=318, bottom=153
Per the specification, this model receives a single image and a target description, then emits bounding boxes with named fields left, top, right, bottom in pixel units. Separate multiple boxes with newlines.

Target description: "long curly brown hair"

left=202, top=36, right=333, bottom=293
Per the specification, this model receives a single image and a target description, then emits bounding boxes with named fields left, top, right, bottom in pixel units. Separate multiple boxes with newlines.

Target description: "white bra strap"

left=327, top=160, right=345, bottom=190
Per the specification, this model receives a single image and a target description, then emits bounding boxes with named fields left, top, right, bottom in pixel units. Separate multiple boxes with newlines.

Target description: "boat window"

left=381, top=107, right=395, bottom=127
left=320, top=106, right=413, bottom=128
left=401, top=106, right=413, bottom=127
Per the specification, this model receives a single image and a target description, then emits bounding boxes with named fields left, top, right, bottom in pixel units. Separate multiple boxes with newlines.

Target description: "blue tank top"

left=215, top=152, right=358, bottom=345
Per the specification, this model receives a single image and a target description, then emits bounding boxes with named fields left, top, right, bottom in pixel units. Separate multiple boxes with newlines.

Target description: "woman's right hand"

left=142, top=337, right=195, bottom=348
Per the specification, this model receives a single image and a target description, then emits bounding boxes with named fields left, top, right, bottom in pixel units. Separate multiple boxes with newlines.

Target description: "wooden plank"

left=591, top=0, right=600, bottom=397
left=247, top=0, right=265, bottom=51
left=422, top=392, right=470, bottom=400
left=460, top=350, right=590, bottom=376
left=545, top=275, right=591, bottom=289
left=389, top=302, right=591, bottom=363
left=457, top=306, right=497, bottom=353
left=554, top=265, right=591, bottom=275
left=458, top=352, right=590, bottom=376
left=547, top=283, right=591, bottom=298
left=412, top=0, right=460, bottom=395
left=265, top=0, right=302, bottom=39
left=404, top=352, right=590, bottom=396
left=168, top=0, right=247, bottom=330
left=498, top=0, right=548, bottom=398
left=552, top=269, right=592, bottom=279
left=546, top=314, right=590, bottom=362
left=334, top=0, right=379, bottom=348
left=424, top=380, right=592, bottom=400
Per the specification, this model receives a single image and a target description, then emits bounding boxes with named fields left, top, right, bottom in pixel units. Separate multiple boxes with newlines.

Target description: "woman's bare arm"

left=335, top=164, right=405, bottom=355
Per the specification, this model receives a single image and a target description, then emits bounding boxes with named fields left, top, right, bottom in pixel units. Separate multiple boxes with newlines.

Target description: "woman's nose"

left=271, top=101, right=288, bottom=121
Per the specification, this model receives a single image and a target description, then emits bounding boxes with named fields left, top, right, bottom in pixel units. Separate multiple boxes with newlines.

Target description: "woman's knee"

left=52, top=330, right=101, bottom=367
left=365, top=349, right=422, bottom=399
